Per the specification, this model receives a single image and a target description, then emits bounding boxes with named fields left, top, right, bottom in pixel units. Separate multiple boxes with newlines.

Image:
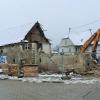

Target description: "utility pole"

left=88, top=29, right=92, bottom=35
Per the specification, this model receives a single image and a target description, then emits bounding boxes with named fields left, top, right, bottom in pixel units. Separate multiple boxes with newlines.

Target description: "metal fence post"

left=60, top=49, right=64, bottom=76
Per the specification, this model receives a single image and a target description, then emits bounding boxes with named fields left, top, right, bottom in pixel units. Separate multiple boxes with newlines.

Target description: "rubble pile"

left=0, top=64, right=9, bottom=75
left=22, top=66, right=38, bottom=77
left=0, top=64, right=39, bottom=77
left=8, top=64, right=19, bottom=76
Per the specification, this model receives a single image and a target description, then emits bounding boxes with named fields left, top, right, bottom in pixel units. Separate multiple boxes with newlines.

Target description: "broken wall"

left=40, top=53, right=92, bottom=73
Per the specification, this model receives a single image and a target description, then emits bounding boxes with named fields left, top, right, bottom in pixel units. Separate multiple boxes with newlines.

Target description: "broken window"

left=0, top=49, right=3, bottom=54
left=24, top=43, right=32, bottom=50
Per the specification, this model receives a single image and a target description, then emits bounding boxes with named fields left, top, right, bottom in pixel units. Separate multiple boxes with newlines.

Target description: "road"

left=0, top=80, right=100, bottom=100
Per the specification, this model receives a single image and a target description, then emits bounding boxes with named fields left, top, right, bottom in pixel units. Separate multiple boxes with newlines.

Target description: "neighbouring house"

left=59, top=37, right=81, bottom=55
left=0, top=22, right=51, bottom=64
left=59, top=37, right=100, bottom=58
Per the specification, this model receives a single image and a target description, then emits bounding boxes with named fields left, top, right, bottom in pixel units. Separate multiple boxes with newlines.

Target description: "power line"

left=66, top=18, right=100, bottom=36
left=72, top=18, right=100, bottom=29
left=69, top=28, right=98, bottom=38
left=0, top=21, right=34, bottom=33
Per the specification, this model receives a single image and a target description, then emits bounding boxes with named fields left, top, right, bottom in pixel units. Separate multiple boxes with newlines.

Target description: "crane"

left=80, top=29, right=100, bottom=60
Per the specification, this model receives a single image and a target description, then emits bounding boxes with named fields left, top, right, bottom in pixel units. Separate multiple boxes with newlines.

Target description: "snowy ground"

left=1, top=74, right=100, bottom=84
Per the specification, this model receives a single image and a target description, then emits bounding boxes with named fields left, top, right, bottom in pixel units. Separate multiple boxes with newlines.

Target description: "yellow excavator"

left=80, top=29, right=100, bottom=61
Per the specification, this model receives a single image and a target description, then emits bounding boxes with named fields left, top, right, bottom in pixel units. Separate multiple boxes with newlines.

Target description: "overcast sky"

left=0, top=0, right=100, bottom=46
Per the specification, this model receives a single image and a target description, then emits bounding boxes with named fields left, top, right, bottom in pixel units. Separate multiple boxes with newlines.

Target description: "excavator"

left=62, top=30, right=100, bottom=79
left=80, top=29, right=100, bottom=62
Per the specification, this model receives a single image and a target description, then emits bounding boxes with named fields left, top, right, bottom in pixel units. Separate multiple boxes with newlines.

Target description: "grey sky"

left=0, top=0, right=100, bottom=46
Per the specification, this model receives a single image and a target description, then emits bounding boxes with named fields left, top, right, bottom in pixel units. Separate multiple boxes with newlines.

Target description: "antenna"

left=68, top=27, right=71, bottom=38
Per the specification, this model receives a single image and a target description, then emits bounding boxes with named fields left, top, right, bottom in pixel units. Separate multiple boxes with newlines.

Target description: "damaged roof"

left=0, top=21, right=49, bottom=46
left=24, top=22, right=49, bottom=43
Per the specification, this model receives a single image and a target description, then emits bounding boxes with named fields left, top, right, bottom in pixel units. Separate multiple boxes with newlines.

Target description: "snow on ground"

left=22, top=74, right=64, bottom=83
left=64, top=78, right=100, bottom=84
left=0, top=74, right=100, bottom=84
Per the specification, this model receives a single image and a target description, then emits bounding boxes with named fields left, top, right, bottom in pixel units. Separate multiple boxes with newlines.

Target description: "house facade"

left=0, top=22, right=51, bottom=64
left=59, top=38, right=80, bottom=55
left=59, top=37, right=100, bottom=58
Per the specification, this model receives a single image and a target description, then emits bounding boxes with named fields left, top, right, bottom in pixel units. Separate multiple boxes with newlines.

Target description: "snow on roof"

left=0, top=23, right=34, bottom=46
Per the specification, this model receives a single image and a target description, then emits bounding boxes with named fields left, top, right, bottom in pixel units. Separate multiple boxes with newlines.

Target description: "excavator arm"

left=92, top=30, right=100, bottom=52
left=80, top=33, right=96, bottom=53
left=80, top=29, right=100, bottom=53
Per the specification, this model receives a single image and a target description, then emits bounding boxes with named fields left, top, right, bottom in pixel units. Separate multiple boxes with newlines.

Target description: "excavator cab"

left=91, top=51, right=98, bottom=62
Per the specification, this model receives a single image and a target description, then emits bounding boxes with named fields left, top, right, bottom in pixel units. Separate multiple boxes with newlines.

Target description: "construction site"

left=1, top=1, right=100, bottom=100
left=0, top=21, right=100, bottom=79
left=0, top=22, right=100, bottom=100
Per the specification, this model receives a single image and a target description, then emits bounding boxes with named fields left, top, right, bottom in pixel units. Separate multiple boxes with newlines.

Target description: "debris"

left=0, top=64, right=9, bottom=74
left=8, top=64, right=19, bottom=76
left=0, top=75, right=8, bottom=80
left=22, top=66, right=38, bottom=77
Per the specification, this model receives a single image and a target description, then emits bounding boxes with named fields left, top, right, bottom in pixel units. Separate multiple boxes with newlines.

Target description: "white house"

left=59, top=37, right=100, bottom=58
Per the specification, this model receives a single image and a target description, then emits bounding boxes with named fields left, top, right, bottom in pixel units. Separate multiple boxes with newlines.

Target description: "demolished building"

left=0, top=22, right=51, bottom=64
